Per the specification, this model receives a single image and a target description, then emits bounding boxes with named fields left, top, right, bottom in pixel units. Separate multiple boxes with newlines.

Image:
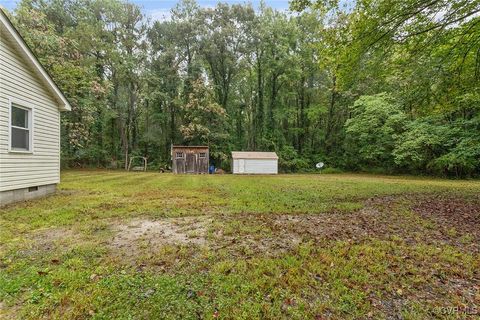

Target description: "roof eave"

left=59, top=103, right=71, bottom=112
left=233, top=158, right=279, bottom=160
left=0, top=9, right=72, bottom=112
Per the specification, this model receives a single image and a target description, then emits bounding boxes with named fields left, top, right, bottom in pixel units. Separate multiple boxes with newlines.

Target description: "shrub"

left=278, top=146, right=312, bottom=172
left=344, top=93, right=407, bottom=170
left=320, top=167, right=344, bottom=174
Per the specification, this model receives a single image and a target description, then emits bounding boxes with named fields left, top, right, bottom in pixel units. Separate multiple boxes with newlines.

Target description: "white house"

left=0, top=9, right=71, bottom=206
left=232, top=151, right=278, bottom=174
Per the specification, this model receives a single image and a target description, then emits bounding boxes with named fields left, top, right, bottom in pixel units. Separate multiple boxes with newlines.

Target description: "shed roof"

left=172, top=145, right=209, bottom=148
left=231, top=151, right=278, bottom=160
left=0, top=8, right=71, bottom=111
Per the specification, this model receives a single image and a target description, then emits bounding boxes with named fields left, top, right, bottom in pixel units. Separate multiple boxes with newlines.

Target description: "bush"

left=320, top=167, right=344, bottom=174
left=393, top=116, right=480, bottom=177
left=278, top=146, right=312, bottom=172
left=344, top=93, right=407, bottom=170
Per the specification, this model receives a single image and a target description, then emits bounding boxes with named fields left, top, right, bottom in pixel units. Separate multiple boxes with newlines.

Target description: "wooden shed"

left=171, top=145, right=209, bottom=174
left=232, top=151, right=278, bottom=174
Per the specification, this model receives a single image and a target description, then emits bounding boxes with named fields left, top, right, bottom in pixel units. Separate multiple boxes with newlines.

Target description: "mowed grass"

left=0, top=170, right=479, bottom=319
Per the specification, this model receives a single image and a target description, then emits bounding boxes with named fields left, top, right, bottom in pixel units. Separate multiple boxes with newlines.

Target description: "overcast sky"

left=1, top=0, right=292, bottom=21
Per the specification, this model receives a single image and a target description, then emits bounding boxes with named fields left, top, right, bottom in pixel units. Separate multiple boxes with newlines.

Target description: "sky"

left=0, top=0, right=292, bottom=21
left=140, top=0, right=292, bottom=20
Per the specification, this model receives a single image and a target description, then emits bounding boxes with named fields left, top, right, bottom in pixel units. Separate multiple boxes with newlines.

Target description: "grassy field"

left=0, top=170, right=479, bottom=319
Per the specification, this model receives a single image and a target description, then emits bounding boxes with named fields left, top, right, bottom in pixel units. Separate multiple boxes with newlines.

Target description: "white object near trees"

left=0, top=9, right=71, bottom=206
left=232, top=151, right=278, bottom=174
left=127, top=156, right=148, bottom=172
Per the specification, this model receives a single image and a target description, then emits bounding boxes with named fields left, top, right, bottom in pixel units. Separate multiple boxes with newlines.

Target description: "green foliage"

left=344, top=94, right=407, bottom=169
left=394, top=117, right=480, bottom=176
left=393, top=120, right=453, bottom=173
left=434, top=120, right=480, bottom=176
left=320, top=167, right=344, bottom=174
left=278, top=146, right=311, bottom=172
left=6, top=0, right=480, bottom=176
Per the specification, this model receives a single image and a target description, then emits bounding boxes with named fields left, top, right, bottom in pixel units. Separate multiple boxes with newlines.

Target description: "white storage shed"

left=232, top=151, right=278, bottom=174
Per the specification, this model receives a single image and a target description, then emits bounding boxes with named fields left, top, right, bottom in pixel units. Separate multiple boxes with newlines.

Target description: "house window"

left=175, top=152, right=184, bottom=159
left=199, top=152, right=207, bottom=158
left=10, top=103, right=32, bottom=152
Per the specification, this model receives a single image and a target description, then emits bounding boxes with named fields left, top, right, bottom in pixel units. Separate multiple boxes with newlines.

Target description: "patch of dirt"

left=215, top=204, right=389, bottom=248
left=271, top=212, right=375, bottom=241
left=35, top=227, right=76, bottom=244
left=213, top=193, right=480, bottom=255
left=4, top=227, right=83, bottom=263
left=20, top=227, right=79, bottom=257
left=0, top=301, right=20, bottom=320
left=33, top=192, right=473, bottom=268
left=214, top=231, right=303, bottom=258
left=110, top=216, right=208, bottom=252
left=411, top=194, right=480, bottom=238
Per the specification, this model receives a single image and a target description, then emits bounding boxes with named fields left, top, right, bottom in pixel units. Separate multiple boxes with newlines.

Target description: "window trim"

left=175, top=152, right=184, bottom=159
left=8, top=98, right=34, bottom=154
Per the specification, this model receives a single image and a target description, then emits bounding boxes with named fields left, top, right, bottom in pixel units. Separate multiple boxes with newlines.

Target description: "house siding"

left=0, top=28, right=61, bottom=192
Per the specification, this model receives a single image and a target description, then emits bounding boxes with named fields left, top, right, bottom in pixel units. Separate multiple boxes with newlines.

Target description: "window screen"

left=11, top=105, right=31, bottom=151
left=12, top=106, right=28, bottom=127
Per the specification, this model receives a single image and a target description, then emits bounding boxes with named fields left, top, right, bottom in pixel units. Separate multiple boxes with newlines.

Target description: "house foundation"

left=0, top=184, right=56, bottom=206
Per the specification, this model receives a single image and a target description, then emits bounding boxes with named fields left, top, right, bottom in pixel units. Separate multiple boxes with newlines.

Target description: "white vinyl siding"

left=232, top=159, right=278, bottom=174
left=0, top=29, right=60, bottom=192
left=233, top=159, right=239, bottom=173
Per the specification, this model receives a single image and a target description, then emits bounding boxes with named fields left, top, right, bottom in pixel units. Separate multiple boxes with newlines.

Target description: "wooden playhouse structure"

left=171, top=145, right=209, bottom=174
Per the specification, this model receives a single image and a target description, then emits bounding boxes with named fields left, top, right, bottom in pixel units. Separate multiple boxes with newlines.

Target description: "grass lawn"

left=0, top=170, right=479, bottom=319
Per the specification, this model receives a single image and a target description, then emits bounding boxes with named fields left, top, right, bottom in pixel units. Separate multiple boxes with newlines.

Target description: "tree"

left=344, top=93, right=407, bottom=169
left=180, top=78, right=228, bottom=164
left=6, top=0, right=479, bottom=175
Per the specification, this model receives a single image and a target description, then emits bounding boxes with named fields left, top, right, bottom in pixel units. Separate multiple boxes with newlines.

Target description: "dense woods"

left=6, top=0, right=480, bottom=176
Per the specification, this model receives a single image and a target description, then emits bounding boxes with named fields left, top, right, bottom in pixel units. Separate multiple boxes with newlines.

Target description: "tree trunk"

left=325, top=72, right=337, bottom=153
left=170, top=101, right=176, bottom=144
left=298, top=75, right=306, bottom=154
left=256, top=50, right=264, bottom=147
left=267, top=72, right=277, bottom=133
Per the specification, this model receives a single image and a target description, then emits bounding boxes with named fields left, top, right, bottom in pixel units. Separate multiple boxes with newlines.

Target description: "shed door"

left=175, top=158, right=185, bottom=174
left=198, top=152, right=208, bottom=174
left=186, top=153, right=196, bottom=173
left=239, top=159, right=245, bottom=173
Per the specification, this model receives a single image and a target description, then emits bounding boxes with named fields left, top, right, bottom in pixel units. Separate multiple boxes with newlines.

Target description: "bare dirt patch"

left=213, top=226, right=303, bottom=257
left=110, top=216, right=209, bottom=253
left=20, top=227, right=79, bottom=257
left=104, top=192, right=477, bottom=262
left=3, top=227, right=85, bottom=264
left=34, top=227, right=76, bottom=244
left=212, top=193, right=480, bottom=255
left=0, top=302, right=9, bottom=320
left=411, top=194, right=480, bottom=238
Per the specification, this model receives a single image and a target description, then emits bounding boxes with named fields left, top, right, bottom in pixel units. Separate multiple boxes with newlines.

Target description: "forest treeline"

left=6, top=0, right=480, bottom=176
